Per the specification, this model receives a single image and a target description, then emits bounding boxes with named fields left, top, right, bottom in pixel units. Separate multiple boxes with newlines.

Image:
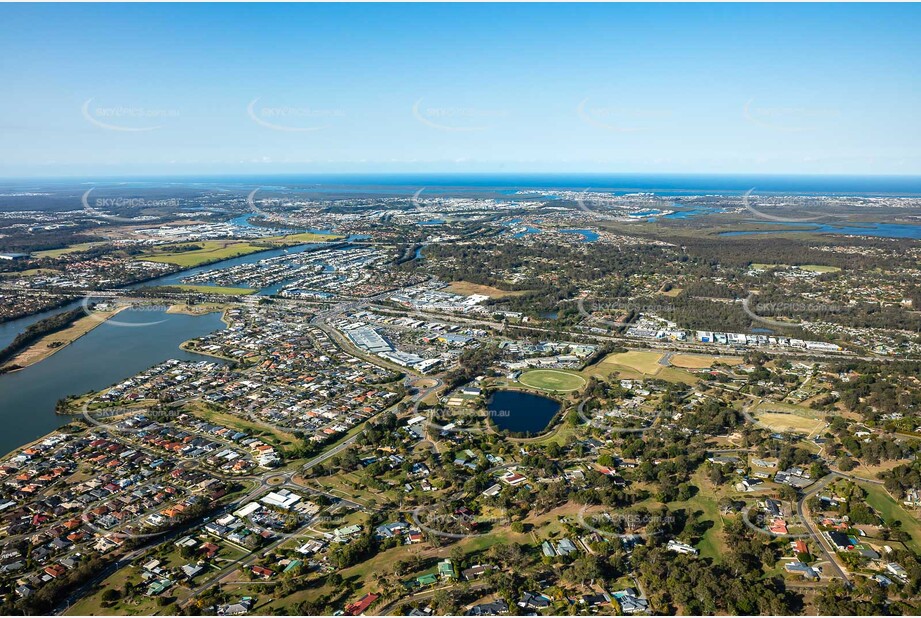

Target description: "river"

left=0, top=300, right=84, bottom=351
left=0, top=309, right=227, bottom=457
left=0, top=237, right=349, bottom=457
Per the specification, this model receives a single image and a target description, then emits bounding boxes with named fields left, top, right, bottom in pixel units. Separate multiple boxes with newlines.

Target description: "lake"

left=560, top=229, right=600, bottom=242
left=511, top=226, right=542, bottom=239
left=488, top=390, right=561, bottom=435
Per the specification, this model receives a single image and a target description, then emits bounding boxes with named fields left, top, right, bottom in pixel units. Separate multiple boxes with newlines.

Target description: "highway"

left=37, top=244, right=899, bottom=614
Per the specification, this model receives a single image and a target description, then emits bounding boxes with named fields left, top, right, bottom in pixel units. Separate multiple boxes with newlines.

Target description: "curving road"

left=796, top=473, right=851, bottom=584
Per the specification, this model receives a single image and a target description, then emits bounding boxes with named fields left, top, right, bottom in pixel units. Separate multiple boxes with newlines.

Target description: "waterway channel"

left=0, top=236, right=349, bottom=456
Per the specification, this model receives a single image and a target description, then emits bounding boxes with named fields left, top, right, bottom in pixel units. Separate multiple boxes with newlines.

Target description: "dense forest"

left=412, top=233, right=921, bottom=335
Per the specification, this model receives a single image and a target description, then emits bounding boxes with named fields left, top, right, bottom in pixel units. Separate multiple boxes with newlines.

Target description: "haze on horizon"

left=0, top=3, right=919, bottom=178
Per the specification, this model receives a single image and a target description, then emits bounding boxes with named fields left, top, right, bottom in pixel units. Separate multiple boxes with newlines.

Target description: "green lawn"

left=669, top=492, right=727, bottom=560
left=527, top=419, right=581, bottom=446
left=0, top=268, right=61, bottom=277
left=862, top=483, right=921, bottom=553
left=64, top=567, right=164, bottom=616
left=631, top=471, right=728, bottom=561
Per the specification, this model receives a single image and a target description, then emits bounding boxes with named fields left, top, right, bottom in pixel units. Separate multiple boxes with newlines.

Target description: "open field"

left=0, top=268, right=61, bottom=277
left=446, top=280, right=533, bottom=298
left=753, top=399, right=821, bottom=415
left=173, top=284, right=256, bottom=295
left=583, top=350, right=698, bottom=384
left=842, top=458, right=909, bottom=482
left=310, top=471, right=396, bottom=506
left=755, top=412, right=827, bottom=435
left=32, top=241, right=108, bottom=258
left=187, top=403, right=300, bottom=451
left=139, top=231, right=341, bottom=268
left=670, top=353, right=744, bottom=369
left=670, top=489, right=727, bottom=559
left=166, top=303, right=228, bottom=316
left=518, top=369, right=586, bottom=392
left=751, top=263, right=840, bottom=274
left=616, top=471, right=728, bottom=561
left=752, top=399, right=828, bottom=436
left=139, top=240, right=270, bottom=267
left=600, top=350, right=664, bottom=373
left=63, top=566, right=161, bottom=616
left=525, top=417, right=581, bottom=446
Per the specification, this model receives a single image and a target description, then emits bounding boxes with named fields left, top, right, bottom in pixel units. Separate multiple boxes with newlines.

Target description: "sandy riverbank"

left=0, top=308, right=123, bottom=371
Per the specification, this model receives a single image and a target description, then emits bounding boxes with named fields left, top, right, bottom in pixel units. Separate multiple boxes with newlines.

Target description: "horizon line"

left=3, top=171, right=921, bottom=182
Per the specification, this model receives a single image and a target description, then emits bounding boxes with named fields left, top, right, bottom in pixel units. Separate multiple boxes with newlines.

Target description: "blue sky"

left=0, top=3, right=919, bottom=177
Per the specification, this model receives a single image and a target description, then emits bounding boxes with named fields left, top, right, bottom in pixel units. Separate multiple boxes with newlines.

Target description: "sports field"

left=518, top=369, right=587, bottom=392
